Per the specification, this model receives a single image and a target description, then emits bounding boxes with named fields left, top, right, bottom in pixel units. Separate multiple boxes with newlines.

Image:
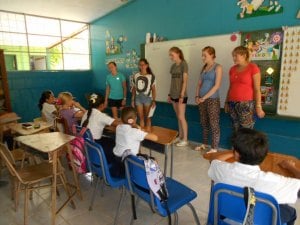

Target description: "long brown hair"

left=169, top=47, right=185, bottom=61
left=201, top=46, right=216, bottom=73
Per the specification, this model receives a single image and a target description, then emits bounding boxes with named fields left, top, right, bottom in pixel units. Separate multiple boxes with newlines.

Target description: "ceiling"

left=0, top=0, right=130, bottom=23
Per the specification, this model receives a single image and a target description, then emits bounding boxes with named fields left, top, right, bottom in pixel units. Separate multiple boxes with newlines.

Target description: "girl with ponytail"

left=81, top=93, right=119, bottom=163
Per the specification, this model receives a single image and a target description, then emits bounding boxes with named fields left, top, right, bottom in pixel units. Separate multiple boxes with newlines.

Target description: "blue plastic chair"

left=85, top=139, right=126, bottom=225
left=75, top=125, right=93, bottom=140
left=124, top=155, right=200, bottom=225
left=207, top=183, right=285, bottom=225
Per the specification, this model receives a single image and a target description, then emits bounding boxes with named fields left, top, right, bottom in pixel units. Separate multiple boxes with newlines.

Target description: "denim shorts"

left=135, top=94, right=152, bottom=106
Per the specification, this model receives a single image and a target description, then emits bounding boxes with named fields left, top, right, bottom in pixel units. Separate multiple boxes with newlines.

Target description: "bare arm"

left=201, top=65, right=223, bottom=100
left=145, top=133, right=158, bottom=142
left=122, top=81, right=127, bottom=106
left=180, top=72, right=188, bottom=98
left=215, top=151, right=235, bottom=161
left=279, top=160, right=300, bottom=179
left=195, top=79, right=202, bottom=104
left=253, top=73, right=265, bottom=118
left=105, top=85, right=110, bottom=104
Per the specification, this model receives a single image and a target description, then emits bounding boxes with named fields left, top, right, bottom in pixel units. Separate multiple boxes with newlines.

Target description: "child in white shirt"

left=38, top=90, right=57, bottom=126
left=112, top=107, right=158, bottom=177
left=81, top=93, right=118, bottom=163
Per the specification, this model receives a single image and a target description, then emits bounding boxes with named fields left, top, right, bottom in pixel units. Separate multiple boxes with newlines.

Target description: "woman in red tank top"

left=225, top=46, right=265, bottom=130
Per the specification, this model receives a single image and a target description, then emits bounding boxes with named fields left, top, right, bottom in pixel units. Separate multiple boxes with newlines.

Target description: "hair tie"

left=89, top=93, right=98, bottom=104
left=128, top=118, right=134, bottom=124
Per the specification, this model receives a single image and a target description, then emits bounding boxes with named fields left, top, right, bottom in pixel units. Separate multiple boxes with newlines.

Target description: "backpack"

left=130, top=154, right=171, bottom=225
left=66, top=126, right=87, bottom=174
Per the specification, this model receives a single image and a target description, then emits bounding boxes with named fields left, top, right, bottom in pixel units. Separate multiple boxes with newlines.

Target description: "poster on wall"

left=105, top=30, right=127, bottom=56
left=237, top=0, right=283, bottom=19
left=242, top=29, right=283, bottom=61
left=241, top=28, right=283, bottom=114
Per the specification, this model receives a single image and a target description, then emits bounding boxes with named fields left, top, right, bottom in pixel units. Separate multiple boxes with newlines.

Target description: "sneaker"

left=176, top=140, right=189, bottom=147
left=174, top=137, right=182, bottom=144
left=206, top=148, right=218, bottom=154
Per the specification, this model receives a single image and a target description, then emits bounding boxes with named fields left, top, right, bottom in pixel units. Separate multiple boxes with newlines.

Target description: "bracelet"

left=256, top=105, right=262, bottom=109
left=123, top=98, right=127, bottom=100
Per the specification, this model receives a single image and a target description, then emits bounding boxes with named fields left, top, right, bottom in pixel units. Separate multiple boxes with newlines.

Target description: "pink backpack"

left=67, top=126, right=87, bottom=174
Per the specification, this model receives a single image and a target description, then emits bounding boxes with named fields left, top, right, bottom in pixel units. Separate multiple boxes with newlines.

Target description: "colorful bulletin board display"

left=277, top=26, right=300, bottom=118
left=237, top=0, right=283, bottom=19
left=241, top=28, right=283, bottom=114
left=105, top=30, right=127, bottom=56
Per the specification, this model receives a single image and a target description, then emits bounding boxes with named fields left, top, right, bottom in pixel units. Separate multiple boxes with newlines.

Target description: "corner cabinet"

left=0, top=50, right=12, bottom=113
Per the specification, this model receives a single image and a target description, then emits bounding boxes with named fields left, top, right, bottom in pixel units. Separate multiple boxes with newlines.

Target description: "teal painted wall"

left=90, top=0, right=300, bottom=156
left=8, top=70, right=93, bottom=122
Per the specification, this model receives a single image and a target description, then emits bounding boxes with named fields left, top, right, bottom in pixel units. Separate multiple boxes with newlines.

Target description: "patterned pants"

left=199, top=98, right=220, bottom=149
left=228, top=101, right=255, bottom=131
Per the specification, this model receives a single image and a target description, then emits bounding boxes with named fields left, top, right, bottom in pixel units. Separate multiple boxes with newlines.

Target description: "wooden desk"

left=142, top=126, right=178, bottom=177
left=10, top=122, right=52, bottom=136
left=203, top=150, right=300, bottom=178
left=15, top=132, right=79, bottom=225
left=0, top=116, right=21, bottom=125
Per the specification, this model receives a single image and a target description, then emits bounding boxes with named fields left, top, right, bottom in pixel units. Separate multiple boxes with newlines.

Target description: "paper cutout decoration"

left=237, top=0, right=283, bottom=19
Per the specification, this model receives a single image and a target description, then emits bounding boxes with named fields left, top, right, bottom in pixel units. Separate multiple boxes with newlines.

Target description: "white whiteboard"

left=277, top=26, right=300, bottom=118
left=145, top=33, right=241, bottom=107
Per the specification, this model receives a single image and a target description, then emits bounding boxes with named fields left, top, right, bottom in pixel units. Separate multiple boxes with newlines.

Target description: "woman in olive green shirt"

left=168, top=47, right=189, bottom=147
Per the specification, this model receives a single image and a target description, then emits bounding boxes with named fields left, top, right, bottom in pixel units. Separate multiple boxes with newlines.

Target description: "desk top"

left=0, top=116, right=21, bottom=125
left=10, top=122, right=52, bottom=136
left=149, top=126, right=178, bottom=145
left=15, top=132, right=74, bottom=153
left=203, top=150, right=300, bottom=178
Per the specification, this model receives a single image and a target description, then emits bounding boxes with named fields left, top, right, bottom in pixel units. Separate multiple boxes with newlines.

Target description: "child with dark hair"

left=81, top=93, right=118, bottom=163
left=208, top=128, right=300, bottom=225
left=38, top=90, right=57, bottom=126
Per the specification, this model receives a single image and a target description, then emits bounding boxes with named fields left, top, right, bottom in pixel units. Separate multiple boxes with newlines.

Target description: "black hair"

left=82, top=93, right=105, bottom=128
left=121, top=107, right=137, bottom=125
left=108, top=61, right=117, bottom=67
left=139, top=58, right=154, bottom=76
left=38, top=90, right=54, bottom=111
left=232, top=128, right=268, bottom=165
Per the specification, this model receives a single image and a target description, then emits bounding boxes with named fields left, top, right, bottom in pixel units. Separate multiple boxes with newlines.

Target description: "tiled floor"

left=0, top=144, right=299, bottom=225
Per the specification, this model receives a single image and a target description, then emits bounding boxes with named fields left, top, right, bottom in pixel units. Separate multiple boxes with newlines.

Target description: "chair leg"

left=187, top=203, right=201, bottom=225
left=113, top=187, right=125, bottom=225
left=89, top=176, right=99, bottom=211
left=59, top=174, right=76, bottom=209
left=130, top=197, right=140, bottom=225
left=24, top=187, right=29, bottom=225
left=100, top=178, right=105, bottom=197
left=174, top=212, right=179, bottom=225
left=15, top=181, right=21, bottom=212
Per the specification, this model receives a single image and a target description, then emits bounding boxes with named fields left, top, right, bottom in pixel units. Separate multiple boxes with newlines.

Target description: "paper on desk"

left=148, top=105, right=156, bottom=118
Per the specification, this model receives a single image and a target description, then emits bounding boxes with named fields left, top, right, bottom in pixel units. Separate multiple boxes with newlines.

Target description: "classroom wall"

left=90, top=0, right=300, bottom=157
left=8, top=70, right=93, bottom=122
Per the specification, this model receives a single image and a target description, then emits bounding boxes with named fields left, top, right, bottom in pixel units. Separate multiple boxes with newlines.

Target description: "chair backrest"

left=0, top=143, right=23, bottom=182
left=85, top=138, right=124, bottom=187
left=207, top=183, right=282, bottom=225
left=124, top=155, right=162, bottom=213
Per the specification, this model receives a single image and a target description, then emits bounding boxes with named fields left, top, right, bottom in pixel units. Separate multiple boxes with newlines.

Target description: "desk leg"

left=164, top=145, right=168, bottom=177
left=51, top=152, right=57, bottom=225
left=66, top=143, right=82, bottom=200
left=170, top=144, right=174, bottom=178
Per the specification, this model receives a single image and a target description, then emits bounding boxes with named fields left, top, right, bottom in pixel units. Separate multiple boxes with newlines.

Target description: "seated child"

left=112, top=106, right=158, bottom=177
left=38, top=90, right=57, bottom=126
left=81, top=93, right=119, bottom=163
left=208, top=128, right=300, bottom=225
left=58, top=92, right=86, bottom=134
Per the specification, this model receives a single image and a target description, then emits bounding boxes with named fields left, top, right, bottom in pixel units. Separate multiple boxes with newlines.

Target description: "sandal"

left=206, top=148, right=218, bottom=154
left=194, top=144, right=207, bottom=151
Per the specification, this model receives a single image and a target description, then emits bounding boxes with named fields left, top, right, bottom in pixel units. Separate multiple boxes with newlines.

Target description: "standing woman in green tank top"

left=168, top=47, right=189, bottom=147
